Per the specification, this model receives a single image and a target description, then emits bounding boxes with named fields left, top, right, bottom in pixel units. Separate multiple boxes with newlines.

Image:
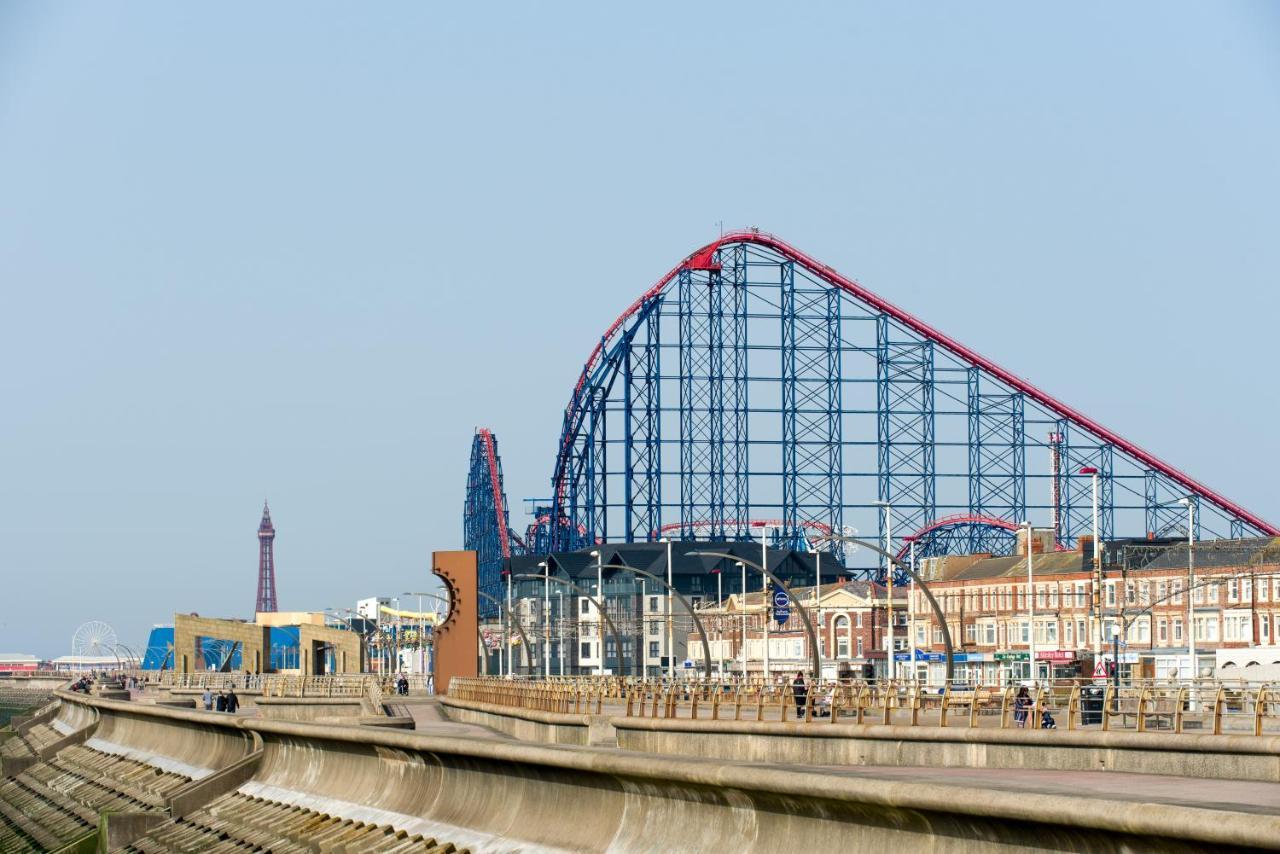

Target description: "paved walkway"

left=805, top=764, right=1280, bottom=815
left=389, top=697, right=510, bottom=740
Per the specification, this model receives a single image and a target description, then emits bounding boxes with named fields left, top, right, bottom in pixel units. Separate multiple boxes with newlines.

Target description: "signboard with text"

left=772, top=588, right=791, bottom=625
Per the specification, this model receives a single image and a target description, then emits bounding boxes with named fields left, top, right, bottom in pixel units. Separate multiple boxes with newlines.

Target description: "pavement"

left=428, top=696, right=1280, bottom=819
left=391, top=696, right=511, bottom=739
left=807, top=763, right=1280, bottom=816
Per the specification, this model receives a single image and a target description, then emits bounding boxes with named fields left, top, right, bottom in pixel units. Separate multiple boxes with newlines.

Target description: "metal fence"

left=448, top=676, right=1280, bottom=735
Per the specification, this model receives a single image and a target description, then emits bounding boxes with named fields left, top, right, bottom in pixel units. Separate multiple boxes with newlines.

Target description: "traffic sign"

left=1092, top=660, right=1107, bottom=679
left=772, top=588, right=791, bottom=625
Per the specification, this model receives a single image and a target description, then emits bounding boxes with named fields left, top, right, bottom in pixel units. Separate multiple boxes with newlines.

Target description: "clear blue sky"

left=2, top=3, right=1277, bottom=658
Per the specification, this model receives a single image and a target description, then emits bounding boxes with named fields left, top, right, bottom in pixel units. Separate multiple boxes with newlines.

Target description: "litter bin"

left=1081, top=686, right=1104, bottom=726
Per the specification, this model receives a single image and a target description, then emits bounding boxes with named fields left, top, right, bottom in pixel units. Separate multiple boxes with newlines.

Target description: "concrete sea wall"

left=44, top=691, right=1280, bottom=852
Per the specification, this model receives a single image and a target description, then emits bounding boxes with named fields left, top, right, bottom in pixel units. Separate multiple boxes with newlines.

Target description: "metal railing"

left=448, top=676, right=1280, bottom=735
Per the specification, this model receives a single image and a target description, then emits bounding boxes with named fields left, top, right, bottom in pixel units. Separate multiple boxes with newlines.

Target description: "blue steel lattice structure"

left=535, top=232, right=1275, bottom=581
left=463, top=429, right=520, bottom=618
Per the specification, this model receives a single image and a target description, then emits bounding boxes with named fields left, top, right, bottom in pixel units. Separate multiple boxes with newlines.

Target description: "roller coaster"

left=465, top=231, right=1276, bottom=609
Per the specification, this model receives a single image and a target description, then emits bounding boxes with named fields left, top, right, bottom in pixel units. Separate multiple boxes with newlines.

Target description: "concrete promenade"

left=2, top=682, right=1278, bottom=851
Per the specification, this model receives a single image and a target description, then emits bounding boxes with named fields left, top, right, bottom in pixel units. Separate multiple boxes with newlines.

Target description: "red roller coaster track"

left=478, top=428, right=511, bottom=560
left=561, top=230, right=1276, bottom=536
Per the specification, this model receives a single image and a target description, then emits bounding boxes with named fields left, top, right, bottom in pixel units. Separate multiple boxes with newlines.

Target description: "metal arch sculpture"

left=548, top=231, right=1275, bottom=571
left=464, top=429, right=522, bottom=617
left=896, top=514, right=1021, bottom=561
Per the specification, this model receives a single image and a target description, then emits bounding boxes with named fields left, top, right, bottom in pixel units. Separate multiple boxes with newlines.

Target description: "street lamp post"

left=1080, top=467, right=1102, bottom=666
left=1178, top=496, right=1197, bottom=688
left=874, top=501, right=895, bottom=679
left=590, top=550, right=604, bottom=676
left=1024, top=522, right=1036, bottom=684
left=808, top=548, right=823, bottom=674
left=1111, top=622, right=1122, bottom=701
left=538, top=561, right=551, bottom=678
left=505, top=569, right=514, bottom=677
left=661, top=538, right=674, bottom=679
left=758, top=525, right=774, bottom=681
left=904, top=536, right=917, bottom=683
left=737, top=561, right=747, bottom=679
left=711, top=568, right=722, bottom=675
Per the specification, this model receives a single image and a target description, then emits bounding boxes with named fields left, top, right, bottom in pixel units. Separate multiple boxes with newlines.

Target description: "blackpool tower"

left=255, top=501, right=279, bottom=613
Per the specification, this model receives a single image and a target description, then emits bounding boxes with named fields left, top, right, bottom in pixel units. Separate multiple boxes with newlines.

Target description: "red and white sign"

left=1037, top=650, right=1076, bottom=662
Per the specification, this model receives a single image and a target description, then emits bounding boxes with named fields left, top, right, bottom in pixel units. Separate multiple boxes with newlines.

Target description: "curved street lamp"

left=814, top=533, right=955, bottom=682
left=596, top=562, right=713, bottom=680
left=688, top=550, right=822, bottom=679
left=477, top=590, right=536, bottom=673
left=511, top=573, right=627, bottom=676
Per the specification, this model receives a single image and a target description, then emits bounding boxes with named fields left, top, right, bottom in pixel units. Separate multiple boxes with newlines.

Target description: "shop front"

left=995, top=650, right=1030, bottom=682
left=1037, top=649, right=1081, bottom=681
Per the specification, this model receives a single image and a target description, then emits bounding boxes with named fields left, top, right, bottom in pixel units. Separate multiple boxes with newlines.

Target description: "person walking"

left=215, top=692, right=227, bottom=712
left=1013, top=685, right=1032, bottom=728
left=225, top=689, right=239, bottom=714
left=791, top=671, right=808, bottom=718
left=202, top=688, right=213, bottom=711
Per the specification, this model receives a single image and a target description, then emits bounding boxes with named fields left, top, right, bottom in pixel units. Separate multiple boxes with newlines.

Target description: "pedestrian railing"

left=448, top=676, right=1280, bottom=735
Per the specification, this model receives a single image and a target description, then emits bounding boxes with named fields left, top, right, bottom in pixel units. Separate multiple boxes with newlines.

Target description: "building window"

left=649, top=596, right=659, bottom=611
left=1173, top=618, right=1183, bottom=642
left=856, top=637, right=864, bottom=657
left=1036, top=585, right=1046, bottom=608
left=964, top=624, right=977, bottom=644
left=1075, top=583, right=1086, bottom=608
left=1194, top=616, right=1219, bottom=642
left=1106, top=583, right=1116, bottom=607
left=1171, top=580, right=1183, bottom=605
left=834, top=615, right=850, bottom=659
left=1158, top=618, right=1167, bottom=642
left=1065, top=621, right=1074, bottom=645
left=648, top=620, right=659, bottom=637
left=855, top=612, right=863, bottom=629
left=581, top=642, right=591, bottom=659
left=649, top=641, right=659, bottom=658
left=1228, top=578, right=1239, bottom=602
left=982, top=622, right=996, bottom=645
left=1049, top=585, right=1058, bottom=609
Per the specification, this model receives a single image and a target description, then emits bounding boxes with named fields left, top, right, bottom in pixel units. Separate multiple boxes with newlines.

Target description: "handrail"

left=447, top=676, right=1280, bottom=736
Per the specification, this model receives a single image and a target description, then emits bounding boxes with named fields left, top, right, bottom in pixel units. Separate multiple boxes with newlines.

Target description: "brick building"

left=690, top=580, right=907, bottom=680
left=905, top=535, right=1280, bottom=684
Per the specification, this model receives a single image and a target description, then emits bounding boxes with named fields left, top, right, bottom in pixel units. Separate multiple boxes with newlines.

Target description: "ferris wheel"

left=72, top=620, right=119, bottom=658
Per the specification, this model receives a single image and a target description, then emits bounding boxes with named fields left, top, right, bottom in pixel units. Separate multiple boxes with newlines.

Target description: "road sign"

left=772, top=588, right=791, bottom=625
left=1092, top=660, right=1107, bottom=679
